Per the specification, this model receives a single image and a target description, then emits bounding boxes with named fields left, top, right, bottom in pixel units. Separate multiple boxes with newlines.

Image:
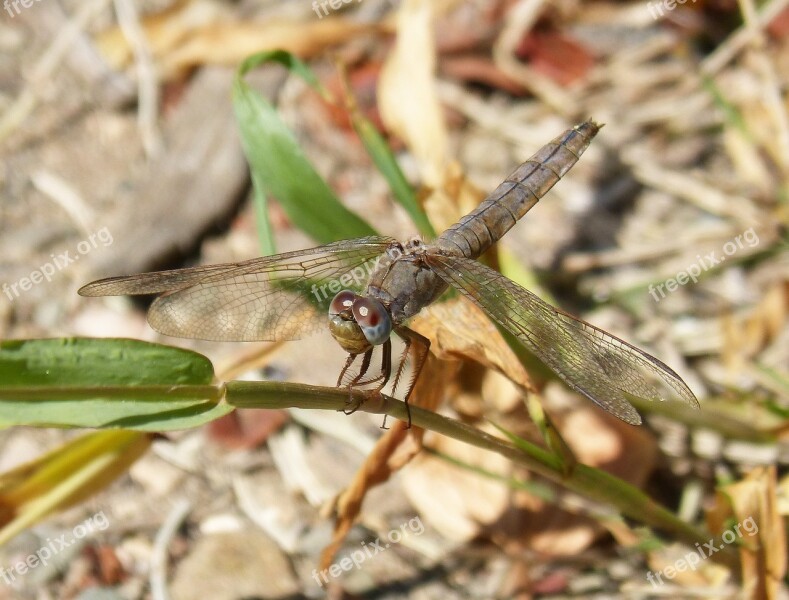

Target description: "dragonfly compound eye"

left=329, top=290, right=358, bottom=316
left=351, top=297, right=392, bottom=346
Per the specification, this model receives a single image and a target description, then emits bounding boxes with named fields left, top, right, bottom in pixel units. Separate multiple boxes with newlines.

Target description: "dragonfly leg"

left=392, top=326, right=431, bottom=428
left=337, top=353, right=359, bottom=388
left=342, top=348, right=374, bottom=415
left=348, top=340, right=393, bottom=428
left=374, top=339, right=392, bottom=429
left=336, top=341, right=397, bottom=428
left=339, top=341, right=394, bottom=428
left=353, top=339, right=391, bottom=389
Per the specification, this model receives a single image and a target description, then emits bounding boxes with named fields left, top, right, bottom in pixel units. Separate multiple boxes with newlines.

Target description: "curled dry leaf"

left=320, top=355, right=456, bottom=570
left=401, top=426, right=513, bottom=542
left=412, top=296, right=535, bottom=394
left=378, top=0, right=449, bottom=188
left=410, top=297, right=658, bottom=555
left=707, top=466, right=786, bottom=599
left=320, top=422, right=412, bottom=571
left=555, top=402, right=658, bottom=487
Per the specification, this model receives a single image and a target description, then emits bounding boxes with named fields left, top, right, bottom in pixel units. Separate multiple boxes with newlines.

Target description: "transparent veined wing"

left=425, top=253, right=699, bottom=424
left=79, top=236, right=395, bottom=342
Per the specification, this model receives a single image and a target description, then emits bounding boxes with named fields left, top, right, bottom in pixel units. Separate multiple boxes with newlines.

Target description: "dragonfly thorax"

left=328, top=290, right=392, bottom=354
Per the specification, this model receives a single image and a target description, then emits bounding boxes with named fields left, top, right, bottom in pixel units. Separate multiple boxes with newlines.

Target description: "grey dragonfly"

left=80, top=121, right=699, bottom=426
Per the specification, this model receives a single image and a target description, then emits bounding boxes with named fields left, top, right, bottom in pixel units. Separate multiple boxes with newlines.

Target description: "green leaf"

left=233, top=50, right=378, bottom=251
left=351, top=111, right=435, bottom=238
left=0, top=396, right=231, bottom=431
left=0, top=338, right=230, bottom=430
left=0, top=338, right=214, bottom=387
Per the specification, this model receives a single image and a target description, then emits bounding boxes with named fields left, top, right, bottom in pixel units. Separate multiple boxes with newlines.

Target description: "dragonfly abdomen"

left=434, top=121, right=601, bottom=259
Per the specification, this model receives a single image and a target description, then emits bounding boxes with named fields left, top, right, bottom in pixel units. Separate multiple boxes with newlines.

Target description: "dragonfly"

left=80, top=121, right=699, bottom=426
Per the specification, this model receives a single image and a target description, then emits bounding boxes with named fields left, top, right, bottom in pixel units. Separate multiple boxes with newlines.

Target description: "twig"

left=700, top=0, right=789, bottom=76
left=150, top=498, right=191, bottom=600
left=30, top=170, right=95, bottom=236
left=113, top=0, right=162, bottom=157
left=737, top=0, right=789, bottom=172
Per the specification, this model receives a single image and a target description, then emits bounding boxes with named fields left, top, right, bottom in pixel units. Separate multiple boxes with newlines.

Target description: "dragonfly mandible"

left=80, top=121, right=699, bottom=426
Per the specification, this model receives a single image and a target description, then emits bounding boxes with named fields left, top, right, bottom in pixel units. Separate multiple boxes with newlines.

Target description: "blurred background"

left=0, top=0, right=787, bottom=598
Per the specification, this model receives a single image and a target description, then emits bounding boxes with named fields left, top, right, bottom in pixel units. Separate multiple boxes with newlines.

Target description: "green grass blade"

left=351, top=110, right=435, bottom=238
left=233, top=50, right=378, bottom=251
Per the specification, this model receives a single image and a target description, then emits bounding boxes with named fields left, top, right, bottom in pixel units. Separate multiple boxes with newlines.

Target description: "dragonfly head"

left=328, top=290, right=392, bottom=354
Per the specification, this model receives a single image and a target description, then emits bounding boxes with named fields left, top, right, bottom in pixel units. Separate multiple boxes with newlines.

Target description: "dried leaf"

left=515, top=28, right=595, bottom=86
left=378, top=0, right=449, bottom=187
left=162, top=20, right=380, bottom=77
left=412, top=296, right=535, bottom=393
left=421, top=161, right=487, bottom=243
left=96, top=0, right=381, bottom=78
left=496, top=404, right=657, bottom=556
left=707, top=466, right=787, bottom=599
left=319, top=423, right=412, bottom=570
left=320, top=355, right=455, bottom=569
left=401, top=427, right=512, bottom=542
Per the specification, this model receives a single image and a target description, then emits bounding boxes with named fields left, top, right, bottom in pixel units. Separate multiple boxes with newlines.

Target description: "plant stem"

left=226, top=380, right=739, bottom=570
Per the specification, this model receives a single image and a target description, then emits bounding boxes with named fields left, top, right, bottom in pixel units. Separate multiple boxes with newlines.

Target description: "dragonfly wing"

left=79, top=236, right=395, bottom=342
left=425, top=254, right=699, bottom=424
